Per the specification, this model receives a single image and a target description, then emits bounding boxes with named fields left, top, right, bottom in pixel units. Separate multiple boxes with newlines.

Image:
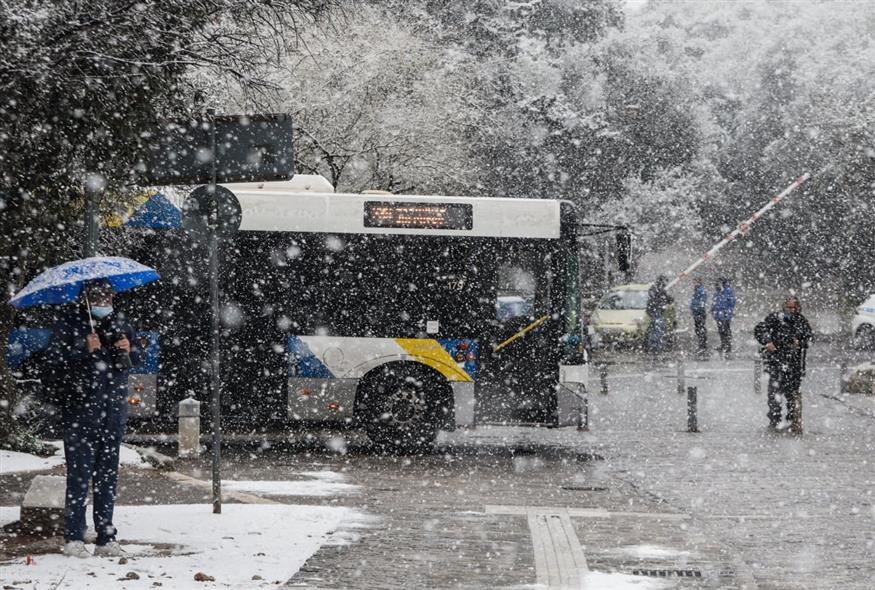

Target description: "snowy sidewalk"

left=0, top=445, right=368, bottom=589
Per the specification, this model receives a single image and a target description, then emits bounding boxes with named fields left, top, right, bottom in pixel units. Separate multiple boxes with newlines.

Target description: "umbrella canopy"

left=8, top=256, right=159, bottom=309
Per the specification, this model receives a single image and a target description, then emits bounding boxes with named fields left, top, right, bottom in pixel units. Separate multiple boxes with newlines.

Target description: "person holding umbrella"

left=9, top=256, right=158, bottom=558
left=46, top=280, right=142, bottom=557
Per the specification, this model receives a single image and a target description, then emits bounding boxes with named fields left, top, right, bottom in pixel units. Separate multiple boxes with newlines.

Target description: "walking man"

left=754, top=296, right=812, bottom=432
left=690, top=277, right=708, bottom=359
left=46, top=280, right=142, bottom=558
left=711, top=278, right=736, bottom=358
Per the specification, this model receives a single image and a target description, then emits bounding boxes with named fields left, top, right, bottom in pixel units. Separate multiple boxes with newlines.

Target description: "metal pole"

left=83, top=175, right=104, bottom=258
left=676, top=353, right=686, bottom=396
left=666, top=173, right=811, bottom=291
left=791, top=392, right=802, bottom=435
left=687, top=386, right=699, bottom=433
left=753, top=356, right=763, bottom=395
left=599, top=363, right=608, bottom=395
left=207, top=109, right=222, bottom=515
left=578, top=389, right=589, bottom=432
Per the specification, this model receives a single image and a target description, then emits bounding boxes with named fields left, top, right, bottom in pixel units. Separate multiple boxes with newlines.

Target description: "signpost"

left=140, top=111, right=293, bottom=515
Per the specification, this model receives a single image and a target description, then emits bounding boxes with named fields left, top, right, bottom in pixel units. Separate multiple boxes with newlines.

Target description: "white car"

left=852, top=294, right=875, bottom=349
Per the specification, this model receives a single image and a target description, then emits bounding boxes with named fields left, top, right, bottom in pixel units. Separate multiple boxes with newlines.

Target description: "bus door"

left=477, top=240, right=561, bottom=425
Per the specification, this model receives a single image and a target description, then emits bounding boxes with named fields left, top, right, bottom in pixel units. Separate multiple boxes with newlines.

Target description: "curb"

left=122, top=443, right=176, bottom=471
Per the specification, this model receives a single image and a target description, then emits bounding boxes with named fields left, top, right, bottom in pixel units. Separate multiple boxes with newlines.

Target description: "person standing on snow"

left=690, top=277, right=708, bottom=359
left=754, top=296, right=812, bottom=431
left=46, top=280, right=142, bottom=558
left=711, top=278, right=736, bottom=358
left=645, top=275, right=673, bottom=358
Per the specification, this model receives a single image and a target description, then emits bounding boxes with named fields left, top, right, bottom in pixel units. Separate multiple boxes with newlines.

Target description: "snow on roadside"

left=609, top=544, right=695, bottom=560
left=223, top=470, right=359, bottom=497
left=580, top=571, right=674, bottom=589
left=1, top=441, right=149, bottom=476
left=0, top=503, right=362, bottom=589
left=0, top=448, right=64, bottom=475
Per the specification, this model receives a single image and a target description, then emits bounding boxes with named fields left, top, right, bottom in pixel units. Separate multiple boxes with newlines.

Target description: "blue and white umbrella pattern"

left=8, top=256, right=160, bottom=309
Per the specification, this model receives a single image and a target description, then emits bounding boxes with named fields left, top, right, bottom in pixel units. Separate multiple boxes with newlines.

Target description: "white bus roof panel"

left=234, top=190, right=562, bottom=239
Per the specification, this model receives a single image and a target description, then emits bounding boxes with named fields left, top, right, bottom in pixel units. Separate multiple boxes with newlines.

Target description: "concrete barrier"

left=20, top=475, right=67, bottom=536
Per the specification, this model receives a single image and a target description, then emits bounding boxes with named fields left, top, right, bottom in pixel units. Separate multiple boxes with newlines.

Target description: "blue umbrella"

left=8, top=256, right=160, bottom=309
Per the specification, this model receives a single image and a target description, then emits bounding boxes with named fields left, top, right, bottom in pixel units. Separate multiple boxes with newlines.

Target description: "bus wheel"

left=357, top=363, right=442, bottom=453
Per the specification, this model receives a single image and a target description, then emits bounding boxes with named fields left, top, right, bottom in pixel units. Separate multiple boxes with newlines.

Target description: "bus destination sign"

left=364, top=201, right=473, bottom=230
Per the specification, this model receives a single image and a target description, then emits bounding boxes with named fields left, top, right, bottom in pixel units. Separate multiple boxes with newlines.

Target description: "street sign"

left=182, top=185, right=242, bottom=239
left=137, top=113, right=294, bottom=186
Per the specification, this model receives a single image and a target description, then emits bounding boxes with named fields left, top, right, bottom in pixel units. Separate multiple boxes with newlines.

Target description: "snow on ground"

left=0, top=441, right=149, bottom=476
left=0, top=448, right=64, bottom=475
left=223, top=470, right=359, bottom=497
left=0, top=503, right=362, bottom=589
left=580, top=571, right=674, bottom=589
left=609, top=544, right=695, bottom=560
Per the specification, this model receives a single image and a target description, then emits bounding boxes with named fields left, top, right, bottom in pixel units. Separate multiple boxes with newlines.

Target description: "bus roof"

left=230, top=187, right=565, bottom=239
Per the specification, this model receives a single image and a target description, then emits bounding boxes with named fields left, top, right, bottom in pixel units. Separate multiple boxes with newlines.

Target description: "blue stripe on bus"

left=287, top=336, right=334, bottom=379
left=6, top=327, right=53, bottom=369
left=131, top=331, right=159, bottom=374
left=437, top=338, right=478, bottom=380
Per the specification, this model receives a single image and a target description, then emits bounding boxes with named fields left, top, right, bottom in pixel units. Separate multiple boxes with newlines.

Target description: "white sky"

left=625, top=0, right=649, bottom=13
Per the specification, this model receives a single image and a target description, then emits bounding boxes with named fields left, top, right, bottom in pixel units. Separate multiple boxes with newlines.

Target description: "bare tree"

left=0, top=0, right=335, bottom=448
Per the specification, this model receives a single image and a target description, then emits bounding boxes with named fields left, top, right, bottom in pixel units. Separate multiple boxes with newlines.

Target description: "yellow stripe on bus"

left=395, top=339, right=473, bottom=382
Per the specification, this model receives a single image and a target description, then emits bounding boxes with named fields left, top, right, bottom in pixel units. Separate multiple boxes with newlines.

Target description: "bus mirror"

left=616, top=230, right=631, bottom=272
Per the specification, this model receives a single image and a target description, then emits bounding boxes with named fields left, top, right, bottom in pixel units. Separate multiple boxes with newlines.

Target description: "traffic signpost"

left=139, top=111, right=294, bottom=514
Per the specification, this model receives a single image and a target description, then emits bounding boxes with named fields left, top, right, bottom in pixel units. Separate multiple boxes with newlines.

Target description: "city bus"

left=115, top=178, right=591, bottom=448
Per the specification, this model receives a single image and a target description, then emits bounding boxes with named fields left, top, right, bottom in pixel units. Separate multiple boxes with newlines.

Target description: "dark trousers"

left=62, top=394, right=127, bottom=545
left=716, top=320, right=732, bottom=353
left=693, top=313, right=708, bottom=352
left=767, top=370, right=802, bottom=425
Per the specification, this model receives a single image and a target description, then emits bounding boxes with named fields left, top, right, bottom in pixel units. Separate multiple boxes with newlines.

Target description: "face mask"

left=91, top=306, right=113, bottom=319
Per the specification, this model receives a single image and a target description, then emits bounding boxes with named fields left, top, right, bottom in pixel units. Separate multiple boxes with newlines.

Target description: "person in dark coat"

left=690, top=277, right=708, bottom=358
left=754, top=296, right=812, bottom=431
left=45, top=280, right=142, bottom=558
left=645, top=275, right=673, bottom=356
left=711, top=278, right=736, bottom=358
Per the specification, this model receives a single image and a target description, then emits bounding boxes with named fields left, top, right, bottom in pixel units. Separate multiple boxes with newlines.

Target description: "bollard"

left=753, top=357, right=763, bottom=395
left=578, top=393, right=589, bottom=432
left=791, top=393, right=803, bottom=435
left=687, top=386, right=699, bottom=433
left=676, top=354, right=686, bottom=396
left=178, top=397, right=202, bottom=458
left=599, top=363, right=609, bottom=395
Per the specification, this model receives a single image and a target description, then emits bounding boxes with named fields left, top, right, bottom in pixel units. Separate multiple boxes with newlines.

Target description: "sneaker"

left=63, top=540, right=91, bottom=558
left=94, top=541, right=125, bottom=557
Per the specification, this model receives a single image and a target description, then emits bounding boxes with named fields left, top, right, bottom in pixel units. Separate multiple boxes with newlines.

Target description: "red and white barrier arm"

left=666, top=173, right=811, bottom=291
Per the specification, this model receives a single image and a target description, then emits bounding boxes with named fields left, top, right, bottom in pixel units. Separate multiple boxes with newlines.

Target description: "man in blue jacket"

left=46, top=280, right=142, bottom=558
left=711, top=278, right=737, bottom=359
left=690, top=277, right=708, bottom=359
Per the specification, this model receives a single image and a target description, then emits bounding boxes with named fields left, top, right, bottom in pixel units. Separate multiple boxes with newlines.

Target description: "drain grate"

left=560, top=486, right=608, bottom=491
left=632, top=569, right=702, bottom=578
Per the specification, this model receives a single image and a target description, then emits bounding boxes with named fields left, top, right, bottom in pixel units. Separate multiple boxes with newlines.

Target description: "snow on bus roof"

left=230, top=187, right=565, bottom=239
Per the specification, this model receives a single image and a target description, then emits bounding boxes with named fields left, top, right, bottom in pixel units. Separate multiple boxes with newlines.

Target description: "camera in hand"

left=108, top=331, right=133, bottom=369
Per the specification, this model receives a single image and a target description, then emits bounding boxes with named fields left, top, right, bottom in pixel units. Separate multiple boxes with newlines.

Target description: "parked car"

left=588, top=283, right=676, bottom=348
left=851, top=294, right=875, bottom=350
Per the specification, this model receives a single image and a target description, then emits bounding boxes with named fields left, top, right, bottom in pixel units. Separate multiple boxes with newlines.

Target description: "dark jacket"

left=45, top=306, right=143, bottom=410
left=690, top=285, right=707, bottom=316
left=754, top=311, right=812, bottom=376
left=646, top=285, right=673, bottom=319
left=711, top=286, right=736, bottom=322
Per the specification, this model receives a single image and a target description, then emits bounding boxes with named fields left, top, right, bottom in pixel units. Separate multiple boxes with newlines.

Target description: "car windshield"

left=598, top=290, right=649, bottom=310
